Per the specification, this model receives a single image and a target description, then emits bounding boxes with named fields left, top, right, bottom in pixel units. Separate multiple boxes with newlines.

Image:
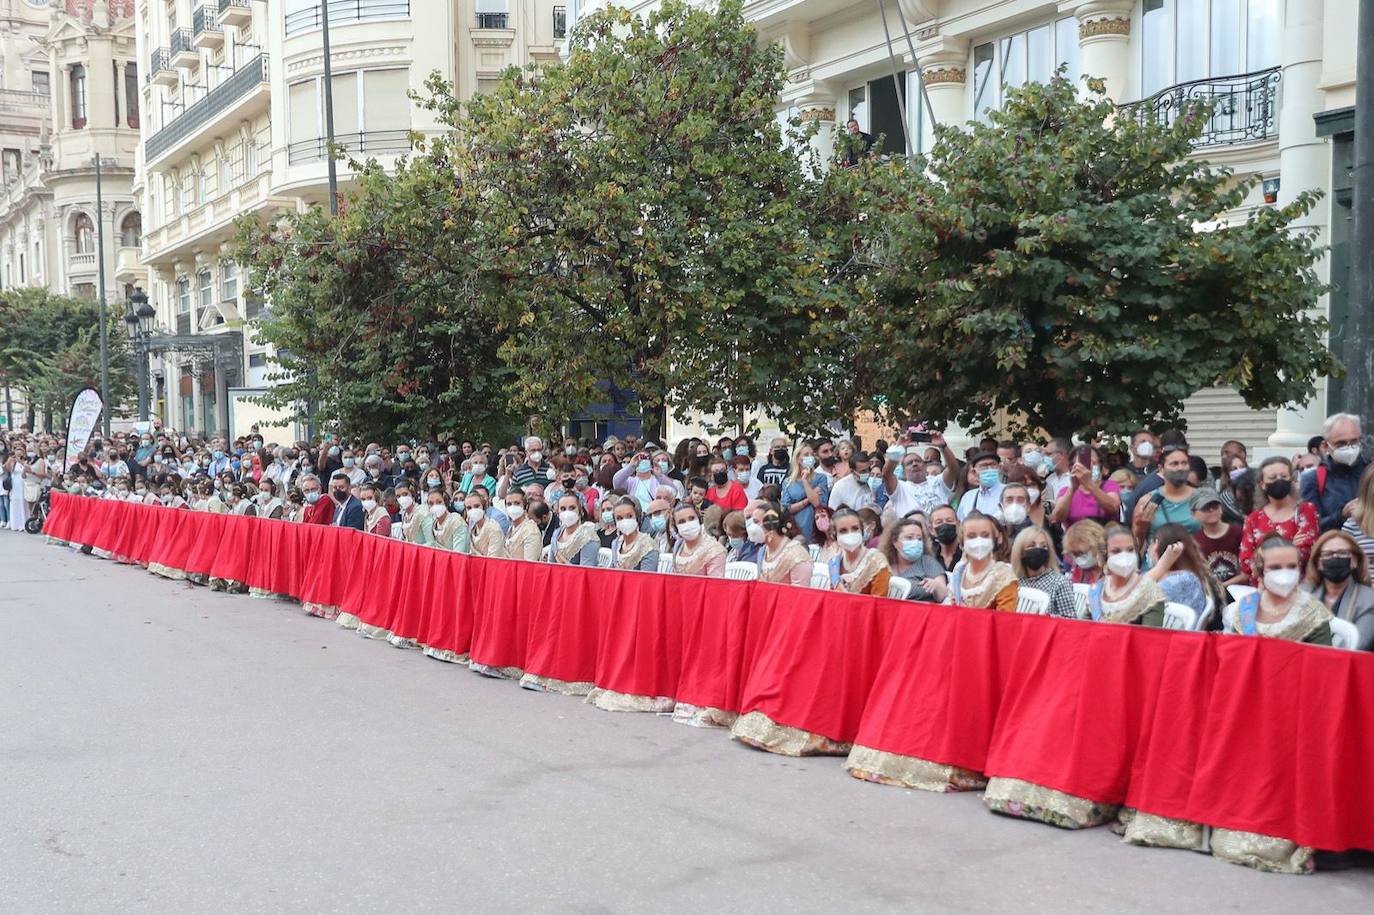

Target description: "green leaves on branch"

left=0, top=289, right=134, bottom=418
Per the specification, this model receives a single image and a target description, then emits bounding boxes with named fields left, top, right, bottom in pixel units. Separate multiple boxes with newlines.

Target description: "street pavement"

left=3, top=531, right=1372, bottom=914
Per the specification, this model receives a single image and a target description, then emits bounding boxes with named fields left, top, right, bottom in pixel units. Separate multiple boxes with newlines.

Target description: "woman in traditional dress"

left=548, top=493, right=600, bottom=565
left=255, top=478, right=286, bottom=521
left=1086, top=524, right=1166, bottom=626
left=610, top=497, right=658, bottom=571
left=750, top=502, right=812, bottom=586
left=393, top=481, right=429, bottom=543
left=358, top=483, right=391, bottom=537
left=425, top=490, right=469, bottom=554
left=207, top=484, right=256, bottom=593
left=503, top=488, right=543, bottom=561
left=822, top=508, right=889, bottom=595
left=465, top=490, right=506, bottom=558
left=670, top=503, right=726, bottom=576
left=947, top=511, right=1017, bottom=611
left=882, top=516, right=948, bottom=602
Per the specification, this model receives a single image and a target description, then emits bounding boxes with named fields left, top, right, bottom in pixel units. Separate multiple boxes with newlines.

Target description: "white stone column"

left=1268, top=0, right=1330, bottom=451
left=915, top=39, right=969, bottom=133
left=190, top=366, right=202, bottom=437
left=790, top=80, right=839, bottom=174
left=1075, top=1, right=1134, bottom=102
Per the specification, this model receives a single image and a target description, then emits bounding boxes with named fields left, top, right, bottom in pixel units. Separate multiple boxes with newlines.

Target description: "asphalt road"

left=3, top=531, right=1372, bottom=914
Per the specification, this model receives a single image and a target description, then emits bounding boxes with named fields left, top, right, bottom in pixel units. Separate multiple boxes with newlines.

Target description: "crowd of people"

left=4, top=412, right=1372, bottom=651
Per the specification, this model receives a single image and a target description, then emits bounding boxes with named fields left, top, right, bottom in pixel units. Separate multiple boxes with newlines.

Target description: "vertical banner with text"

left=63, top=388, right=104, bottom=472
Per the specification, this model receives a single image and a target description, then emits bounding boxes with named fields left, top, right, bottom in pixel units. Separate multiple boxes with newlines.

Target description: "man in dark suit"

left=328, top=472, right=365, bottom=530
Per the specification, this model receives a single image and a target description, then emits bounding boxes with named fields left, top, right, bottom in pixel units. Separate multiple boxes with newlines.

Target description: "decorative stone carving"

left=1079, top=17, right=1130, bottom=39
left=797, top=107, right=835, bottom=124
left=922, top=66, right=966, bottom=86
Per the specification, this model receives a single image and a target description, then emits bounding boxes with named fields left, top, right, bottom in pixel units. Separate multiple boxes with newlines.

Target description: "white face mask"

left=1332, top=444, right=1362, bottom=466
left=1073, top=553, right=1098, bottom=569
left=397, top=495, right=414, bottom=510
left=1107, top=551, right=1139, bottom=577
left=1136, top=441, right=1155, bottom=459
left=467, top=507, right=485, bottom=523
left=470, top=464, right=486, bottom=476
left=1264, top=567, right=1301, bottom=597
left=837, top=530, right=864, bottom=551
left=258, top=491, right=271, bottom=503
left=506, top=504, right=525, bottom=521
left=1027, top=487, right=1040, bottom=503
left=746, top=520, right=766, bottom=544
left=361, top=498, right=377, bottom=512
left=558, top=509, right=581, bottom=528
left=615, top=517, right=639, bottom=536
left=1001, top=503, right=1028, bottom=525
left=963, top=535, right=994, bottom=560
left=677, top=519, right=702, bottom=541
left=428, top=502, right=446, bottom=518
left=527, top=451, right=543, bottom=464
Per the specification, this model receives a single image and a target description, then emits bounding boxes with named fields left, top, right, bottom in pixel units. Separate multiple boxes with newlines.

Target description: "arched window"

left=73, top=212, right=95, bottom=253
left=120, top=211, right=142, bottom=247
left=70, top=64, right=88, bottom=129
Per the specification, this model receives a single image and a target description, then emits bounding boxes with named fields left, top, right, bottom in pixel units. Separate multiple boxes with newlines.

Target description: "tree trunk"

left=639, top=399, right=665, bottom=446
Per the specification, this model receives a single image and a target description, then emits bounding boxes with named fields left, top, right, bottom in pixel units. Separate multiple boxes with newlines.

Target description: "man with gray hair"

left=508, top=435, right=549, bottom=491
left=1301, top=413, right=1368, bottom=532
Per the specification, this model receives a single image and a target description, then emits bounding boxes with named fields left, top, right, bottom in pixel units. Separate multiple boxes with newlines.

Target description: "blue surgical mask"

left=801, top=455, right=816, bottom=470
left=636, top=459, right=652, bottom=474
left=212, top=450, right=225, bottom=460
left=900, top=540, right=925, bottom=561
left=979, top=469, right=1001, bottom=489
left=230, top=461, right=241, bottom=472
left=728, top=536, right=745, bottom=551
left=893, top=464, right=905, bottom=481
left=649, top=514, right=666, bottom=533
left=734, top=446, right=747, bottom=458
left=600, top=510, right=614, bottom=525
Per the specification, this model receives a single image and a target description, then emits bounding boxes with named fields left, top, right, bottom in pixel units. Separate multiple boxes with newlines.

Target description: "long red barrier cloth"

left=45, top=492, right=1374, bottom=852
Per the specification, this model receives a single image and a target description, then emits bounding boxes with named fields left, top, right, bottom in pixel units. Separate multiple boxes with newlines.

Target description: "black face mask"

left=333, top=488, right=349, bottom=502
left=934, top=523, right=958, bottom=545
left=562, top=479, right=575, bottom=491
left=1263, top=479, right=1293, bottom=501
left=1322, top=556, right=1353, bottom=583
left=1023, top=547, right=1050, bottom=571
left=771, top=449, right=789, bottom=465
left=712, top=470, right=729, bottom=486
left=1163, top=470, right=1190, bottom=487
left=820, top=455, right=837, bottom=468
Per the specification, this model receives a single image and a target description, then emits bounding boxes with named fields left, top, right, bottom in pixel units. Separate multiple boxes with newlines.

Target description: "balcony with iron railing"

left=218, top=0, right=252, bottom=27
left=287, top=129, right=413, bottom=165
left=169, top=28, right=198, bottom=68
left=192, top=6, right=224, bottom=49
left=284, top=0, right=411, bottom=36
left=146, top=54, right=269, bottom=162
left=149, top=48, right=177, bottom=87
left=1119, top=67, right=1282, bottom=149
left=476, top=11, right=510, bottom=29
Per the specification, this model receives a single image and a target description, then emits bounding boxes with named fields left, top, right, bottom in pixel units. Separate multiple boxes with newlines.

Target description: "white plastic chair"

left=1162, top=601, right=1198, bottom=631
left=656, top=554, right=675, bottom=574
left=1198, top=591, right=1216, bottom=630
left=886, top=576, right=912, bottom=600
left=1015, top=588, right=1050, bottom=615
left=1227, top=584, right=1257, bottom=604
left=1329, top=616, right=1359, bottom=650
left=808, top=544, right=822, bottom=562
left=596, top=547, right=612, bottom=569
left=725, top=561, right=759, bottom=581
left=1072, top=583, right=1092, bottom=619
left=809, top=567, right=831, bottom=589
left=1222, top=602, right=1239, bottom=632
left=540, top=544, right=553, bottom=561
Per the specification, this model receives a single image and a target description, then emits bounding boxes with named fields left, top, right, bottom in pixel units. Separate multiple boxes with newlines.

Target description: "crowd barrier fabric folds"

left=44, top=492, right=1374, bottom=853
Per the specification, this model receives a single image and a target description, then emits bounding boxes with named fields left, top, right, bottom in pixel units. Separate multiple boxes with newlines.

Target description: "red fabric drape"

left=43, top=493, right=1374, bottom=852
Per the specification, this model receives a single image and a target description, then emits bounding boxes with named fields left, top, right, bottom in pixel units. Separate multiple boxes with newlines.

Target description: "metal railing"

left=148, top=48, right=173, bottom=83
left=218, top=0, right=251, bottom=14
left=553, top=5, right=566, bottom=38
left=476, top=11, right=509, bottom=28
left=284, top=0, right=410, bottom=36
left=193, top=6, right=222, bottom=37
left=146, top=54, right=269, bottom=161
left=287, top=129, right=412, bottom=164
left=1120, top=67, right=1281, bottom=148
left=170, top=28, right=195, bottom=57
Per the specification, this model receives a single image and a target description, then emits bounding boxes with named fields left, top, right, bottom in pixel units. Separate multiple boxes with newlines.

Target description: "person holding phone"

left=1049, top=445, right=1121, bottom=527
left=882, top=430, right=960, bottom=518
left=1131, top=443, right=1198, bottom=551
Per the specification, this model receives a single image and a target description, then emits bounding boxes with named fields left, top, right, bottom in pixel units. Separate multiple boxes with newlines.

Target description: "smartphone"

left=1150, top=490, right=1166, bottom=506
left=505, top=453, right=517, bottom=468
left=907, top=424, right=931, bottom=444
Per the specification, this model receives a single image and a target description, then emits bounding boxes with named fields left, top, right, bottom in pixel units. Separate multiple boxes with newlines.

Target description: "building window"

left=221, top=261, right=239, bottom=302
left=70, top=64, right=88, bottom=128
left=198, top=269, right=213, bottom=309
left=125, top=63, right=140, bottom=128
left=285, top=0, right=413, bottom=36
left=248, top=352, right=267, bottom=368
left=32, top=70, right=50, bottom=95
left=120, top=212, right=142, bottom=247
left=972, top=18, right=1081, bottom=121
left=73, top=213, right=96, bottom=254
left=476, top=0, right=509, bottom=29
left=176, top=277, right=191, bottom=314
left=73, top=283, right=96, bottom=300
left=1, top=148, right=19, bottom=182
left=19, top=253, right=25, bottom=284
left=553, top=5, right=566, bottom=38
left=287, top=69, right=411, bottom=162
left=847, top=74, right=923, bottom=156
left=34, top=240, right=41, bottom=276
left=1141, top=0, right=1281, bottom=97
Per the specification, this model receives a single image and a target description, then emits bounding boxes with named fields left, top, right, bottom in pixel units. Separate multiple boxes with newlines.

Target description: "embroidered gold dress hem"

left=303, top=601, right=341, bottom=621
left=356, top=621, right=393, bottom=640
left=1115, top=808, right=1208, bottom=850
left=248, top=586, right=294, bottom=601
left=585, top=687, right=675, bottom=713
left=520, top=673, right=594, bottom=696
left=729, top=710, right=850, bottom=756
left=469, top=660, right=524, bottom=680
left=844, top=745, right=987, bottom=792
left=982, top=777, right=1119, bottom=829
left=1210, top=828, right=1315, bottom=875
left=335, top=611, right=361, bottom=630
left=670, top=703, right=738, bottom=728
left=148, top=562, right=187, bottom=581
left=422, top=645, right=469, bottom=664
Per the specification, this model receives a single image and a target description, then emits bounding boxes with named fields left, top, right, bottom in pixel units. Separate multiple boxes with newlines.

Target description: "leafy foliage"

left=825, top=77, right=1339, bottom=438
left=0, top=289, right=133, bottom=421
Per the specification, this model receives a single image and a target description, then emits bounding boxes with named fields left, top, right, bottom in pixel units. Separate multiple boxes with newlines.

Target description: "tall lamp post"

left=123, top=287, right=156, bottom=422
left=92, top=155, right=119, bottom=436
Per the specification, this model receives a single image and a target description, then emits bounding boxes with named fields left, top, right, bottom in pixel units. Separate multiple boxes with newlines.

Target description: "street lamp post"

left=93, top=154, right=117, bottom=437
left=124, top=287, right=156, bottom=422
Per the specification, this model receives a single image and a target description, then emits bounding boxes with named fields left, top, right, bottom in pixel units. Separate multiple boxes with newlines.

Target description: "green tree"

left=827, top=77, right=1340, bottom=439
left=445, top=0, right=824, bottom=441
left=235, top=145, right=525, bottom=444
left=0, top=289, right=133, bottom=425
